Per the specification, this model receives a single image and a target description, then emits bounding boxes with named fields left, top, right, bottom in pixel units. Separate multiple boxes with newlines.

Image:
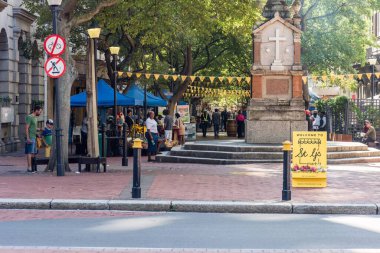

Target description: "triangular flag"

left=347, top=74, right=354, bottom=80
left=181, top=76, right=188, bottom=82
left=302, top=77, right=307, bottom=83
left=163, top=75, right=169, bottom=80
left=362, top=73, right=369, bottom=79
left=236, top=77, right=243, bottom=83
left=127, top=72, right=133, bottom=78
left=172, top=75, right=179, bottom=81
left=322, top=76, right=327, bottom=82
left=209, top=77, right=215, bottom=83
left=190, top=76, right=196, bottom=82
left=199, top=76, right=206, bottom=82
left=357, top=74, right=363, bottom=79
left=376, top=73, right=380, bottom=79
left=217, top=77, right=224, bottom=83
left=154, top=74, right=160, bottom=80
left=118, top=71, right=124, bottom=77
left=136, top=73, right=142, bottom=78
left=145, top=73, right=151, bottom=79
left=227, top=77, right=234, bottom=83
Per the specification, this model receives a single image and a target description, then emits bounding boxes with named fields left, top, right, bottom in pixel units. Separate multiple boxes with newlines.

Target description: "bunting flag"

left=199, top=76, right=206, bottom=82
left=209, top=76, right=215, bottom=83
left=127, top=72, right=133, bottom=78
left=357, top=74, right=363, bottom=79
left=172, top=75, right=179, bottom=81
left=144, top=73, right=151, bottom=79
left=321, top=76, right=327, bottom=82
left=302, top=77, right=307, bottom=83
left=190, top=76, right=197, bottom=82
left=118, top=71, right=124, bottom=77
left=181, top=76, right=188, bottom=82
left=227, top=77, right=234, bottom=83
left=217, top=77, right=224, bottom=83
left=154, top=74, right=160, bottom=80
left=236, top=77, right=242, bottom=83
left=376, top=73, right=380, bottom=79
left=163, top=75, right=169, bottom=80
left=135, top=73, right=142, bottom=78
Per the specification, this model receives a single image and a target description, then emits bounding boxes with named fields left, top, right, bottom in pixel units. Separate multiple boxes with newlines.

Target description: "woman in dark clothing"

left=200, top=110, right=211, bottom=137
left=236, top=110, right=245, bottom=139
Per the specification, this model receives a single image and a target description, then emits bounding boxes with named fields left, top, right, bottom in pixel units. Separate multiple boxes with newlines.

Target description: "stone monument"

left=246, top=0, right=307, bottom=144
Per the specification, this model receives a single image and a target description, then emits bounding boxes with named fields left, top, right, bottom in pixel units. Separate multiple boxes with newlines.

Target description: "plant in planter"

left=291, top=164, right=327, bottom=188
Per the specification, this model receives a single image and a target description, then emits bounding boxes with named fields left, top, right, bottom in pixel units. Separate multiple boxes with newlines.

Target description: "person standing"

left=236, top=110, right=245, bottom=139
left=212, top=109, right=221, bottom=138
left=311, top=110, right=321, bottom=131
left=319, top=112, right=327, bottom=131
left=163, top=109, right=173, bottom=142
left=145, top=111, right=159, bottom=162
left=221, top=108, right=227, bottom=132
left=175, top=113, right=186, bottom=145
left=42, top=119, right=54, bottom=159
left=125, top=109, right=134, bottom=135
left=25, top=105, right=42, bottom=173
left=200, top=110, right=211, bottom=137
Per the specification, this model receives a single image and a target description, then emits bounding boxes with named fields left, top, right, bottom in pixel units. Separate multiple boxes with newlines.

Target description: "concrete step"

left=170, top=148, right=380, bottom=160
left=184, top=141, right=369, bottom=153
left=156, top=154, right=380, bottom=165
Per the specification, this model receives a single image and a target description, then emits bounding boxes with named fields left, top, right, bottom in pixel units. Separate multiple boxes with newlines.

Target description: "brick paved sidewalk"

left=1, top=151, right=380, bottom=203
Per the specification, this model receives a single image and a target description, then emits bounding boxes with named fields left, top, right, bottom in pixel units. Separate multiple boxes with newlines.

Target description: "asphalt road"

left=1, top=211, right=380, bottom=250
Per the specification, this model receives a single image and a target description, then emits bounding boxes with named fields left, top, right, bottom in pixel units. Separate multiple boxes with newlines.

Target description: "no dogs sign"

left=44, top=56, right=66, bottom=79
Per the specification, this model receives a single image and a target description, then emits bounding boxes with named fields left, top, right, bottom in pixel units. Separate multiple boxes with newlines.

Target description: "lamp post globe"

left=47, top=0, right=62, bottom=6
left=87, top=28, right=101, bottom=39
left=110, top=46, right=120, bottom=131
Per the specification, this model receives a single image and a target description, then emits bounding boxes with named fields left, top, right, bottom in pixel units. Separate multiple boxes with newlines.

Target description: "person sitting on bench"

left=362, top=120, right=377, bottom=145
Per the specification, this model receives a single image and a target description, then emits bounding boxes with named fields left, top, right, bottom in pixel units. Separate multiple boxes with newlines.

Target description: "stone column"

left=252, top=73, right=263, bottom=99
left=18, top=53, right=32, bottom=141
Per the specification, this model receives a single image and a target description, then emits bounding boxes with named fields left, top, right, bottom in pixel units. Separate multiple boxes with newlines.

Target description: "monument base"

left=245, top=120, right=307, bottom=144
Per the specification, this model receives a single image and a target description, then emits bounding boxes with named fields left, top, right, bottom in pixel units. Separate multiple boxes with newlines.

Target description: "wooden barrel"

left=227, top=120, right=237, bottom=137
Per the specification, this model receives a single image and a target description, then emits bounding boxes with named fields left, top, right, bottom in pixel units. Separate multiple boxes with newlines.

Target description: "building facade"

left=0, top=0, right=45, bottom=153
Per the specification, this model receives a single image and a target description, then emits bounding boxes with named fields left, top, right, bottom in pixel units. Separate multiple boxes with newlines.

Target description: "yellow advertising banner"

left=292, top=131, right=327, bottom=188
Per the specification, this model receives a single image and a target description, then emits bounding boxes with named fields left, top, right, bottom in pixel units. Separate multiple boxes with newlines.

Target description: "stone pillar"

left=252, top=73, right=263, bottom=99
left=18, top=54, right=32, bottom=141
left=292, top=73, right=303, bottom=98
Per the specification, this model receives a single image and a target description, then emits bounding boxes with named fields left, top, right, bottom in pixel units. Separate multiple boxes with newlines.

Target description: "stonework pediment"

left=13, top=8, right=37, bottom=25
left=253, top=12, right=302, bottom=35
left=0, top=0, right=7, bottom=12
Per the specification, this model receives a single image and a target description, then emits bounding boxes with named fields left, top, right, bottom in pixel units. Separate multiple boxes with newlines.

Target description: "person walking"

left=236, top=110, right=245, bottom=139
left=25, top=105, right=42, bottom=173
left=212, top=109, right=221, bottom=138
left=163, top=109, right=173, bottom=143
left=145, top=111, right=159, bottom=162
left=200, top=110, right=211, bottom=137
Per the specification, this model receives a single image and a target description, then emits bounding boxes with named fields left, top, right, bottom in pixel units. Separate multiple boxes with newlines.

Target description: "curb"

left=0, top=198, right=378, bottom=215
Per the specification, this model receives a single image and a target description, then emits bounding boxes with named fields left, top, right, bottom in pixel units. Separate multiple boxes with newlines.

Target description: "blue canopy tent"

left=70, top=79, right=143, bottom=107
left=308, top=88, right=320, bottom=111
left=125, top=83, right=168, bottom=107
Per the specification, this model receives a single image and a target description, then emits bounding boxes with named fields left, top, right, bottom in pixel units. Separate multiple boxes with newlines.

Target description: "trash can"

left=98, top=133, right=107, bottom=157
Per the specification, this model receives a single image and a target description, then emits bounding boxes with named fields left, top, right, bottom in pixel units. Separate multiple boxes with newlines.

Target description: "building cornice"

left=13, top=8, right=37, bottom=25
left=0, top=0, right=8, bottom=12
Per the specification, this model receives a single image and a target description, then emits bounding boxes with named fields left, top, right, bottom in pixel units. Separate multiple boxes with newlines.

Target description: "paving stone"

left=50, top=199, right=109, bottom=210
left=0, top=198, right=52, bottom=209
left=292, top=203, right=377, bottom=215
left=109, top=200, right=171, bottom=212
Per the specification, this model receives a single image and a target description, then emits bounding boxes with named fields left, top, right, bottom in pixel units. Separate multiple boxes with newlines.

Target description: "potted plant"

left=291, top=164, right=327, bottom=188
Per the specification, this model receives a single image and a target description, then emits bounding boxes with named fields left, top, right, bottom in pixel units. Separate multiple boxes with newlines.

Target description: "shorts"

left=25, top=138, right=37, bottom=154
left=165, top=130, right=172, bottom=142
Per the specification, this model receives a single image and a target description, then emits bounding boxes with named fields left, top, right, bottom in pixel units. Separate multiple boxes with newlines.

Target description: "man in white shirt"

left=145, top=111, right=158, bottom=161
left=311, top=110, right=321, bottom=131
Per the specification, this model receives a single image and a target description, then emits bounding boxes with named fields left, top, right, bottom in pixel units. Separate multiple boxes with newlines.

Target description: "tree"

left=24, top=0, right=119, bottom=171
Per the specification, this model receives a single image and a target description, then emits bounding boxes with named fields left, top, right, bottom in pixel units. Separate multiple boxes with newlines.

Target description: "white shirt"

left=145, top=118, right=158, bottom=133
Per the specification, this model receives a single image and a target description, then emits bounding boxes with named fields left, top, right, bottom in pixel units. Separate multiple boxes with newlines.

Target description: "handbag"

left=36, top=137, right=43, bottom=149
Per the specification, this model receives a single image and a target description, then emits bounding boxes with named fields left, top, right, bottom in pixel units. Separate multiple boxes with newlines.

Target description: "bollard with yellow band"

left=282, top=141, right=292, bottom=201
left=132, top=138, right=143, bottom=198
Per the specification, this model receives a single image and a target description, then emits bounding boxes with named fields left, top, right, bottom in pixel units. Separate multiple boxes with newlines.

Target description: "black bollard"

left=132, top=138, right=142, bottom=198
left=101, top=123, right=106, bottom=158
left=282, top=141, right=292, bottom=201
left=122, top=123, right=128, bottom=166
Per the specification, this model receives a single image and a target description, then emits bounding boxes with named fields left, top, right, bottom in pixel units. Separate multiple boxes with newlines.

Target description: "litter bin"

left=98, top=133, right=107, bottom=157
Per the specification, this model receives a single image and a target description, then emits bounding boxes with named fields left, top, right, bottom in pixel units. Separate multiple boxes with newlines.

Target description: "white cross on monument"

left=269, top=28, right=286, bottom=71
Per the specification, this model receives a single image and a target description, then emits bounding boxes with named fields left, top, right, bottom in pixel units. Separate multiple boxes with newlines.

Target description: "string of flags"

left=302, top=72, right=380, bottom=84
left=183, top=85, right=251, bottom=98
left=118, top=71, right=251, bottom=86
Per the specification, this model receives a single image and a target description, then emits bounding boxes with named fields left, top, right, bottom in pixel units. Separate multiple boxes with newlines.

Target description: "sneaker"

left=27, top=169, right=33, bottom=173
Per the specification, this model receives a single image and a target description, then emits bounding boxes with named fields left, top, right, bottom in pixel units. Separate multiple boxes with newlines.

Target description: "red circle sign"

left=44, top=56, right=66, bottom=79
left=43, top=34, right=66, bottom=56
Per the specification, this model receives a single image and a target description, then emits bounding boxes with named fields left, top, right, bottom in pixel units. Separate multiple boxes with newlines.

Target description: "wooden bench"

left=78, top=157, right=107, bottom=173
left=32, top=157, right=80, bottom=171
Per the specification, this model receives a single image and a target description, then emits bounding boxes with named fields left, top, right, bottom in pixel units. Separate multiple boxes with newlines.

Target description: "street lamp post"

left=87, top=26, right=101, bottom=104
left=47, top=0, right=63, bottom=176
left=109, top=46, right=120, bottom=132
left=368, top=58, right=377, bottom=101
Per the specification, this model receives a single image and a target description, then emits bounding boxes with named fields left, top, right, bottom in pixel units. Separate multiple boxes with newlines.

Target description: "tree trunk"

left=167, top=45, right=193, bottom=115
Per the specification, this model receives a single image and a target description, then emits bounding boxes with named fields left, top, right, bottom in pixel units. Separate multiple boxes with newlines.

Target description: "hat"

left=47, top=119, right=54, bottom=125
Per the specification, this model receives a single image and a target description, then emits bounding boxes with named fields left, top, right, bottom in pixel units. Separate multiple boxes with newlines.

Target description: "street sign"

left=44, top=56, right=66, bottom=79
left=43, top=34, right=66, bottom=56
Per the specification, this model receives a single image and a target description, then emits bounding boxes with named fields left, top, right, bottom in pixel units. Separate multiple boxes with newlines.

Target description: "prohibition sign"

left=43, top=34, right=66, bottom=56
left=44, top=56, right=66, bottom=79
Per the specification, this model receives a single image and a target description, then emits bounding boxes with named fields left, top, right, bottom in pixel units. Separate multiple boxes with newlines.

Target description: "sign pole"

left=51, top=4, right=64, bottom=177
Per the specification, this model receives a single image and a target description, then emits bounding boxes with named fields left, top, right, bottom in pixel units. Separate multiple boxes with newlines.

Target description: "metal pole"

left=51, top=5, right=64, bottom=177
left=113, top=54, right=117, bottom=132
left=101, top=123, right=106, bottom=157
left=282, top=141, right=291, bottom=201
left=144, top=82, right=147, bottom=121
left=122, top=122, right=128, bottom=166
left=132, top=144, right=141, bottom=198
left=372, top=65, right=375, bottom=101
